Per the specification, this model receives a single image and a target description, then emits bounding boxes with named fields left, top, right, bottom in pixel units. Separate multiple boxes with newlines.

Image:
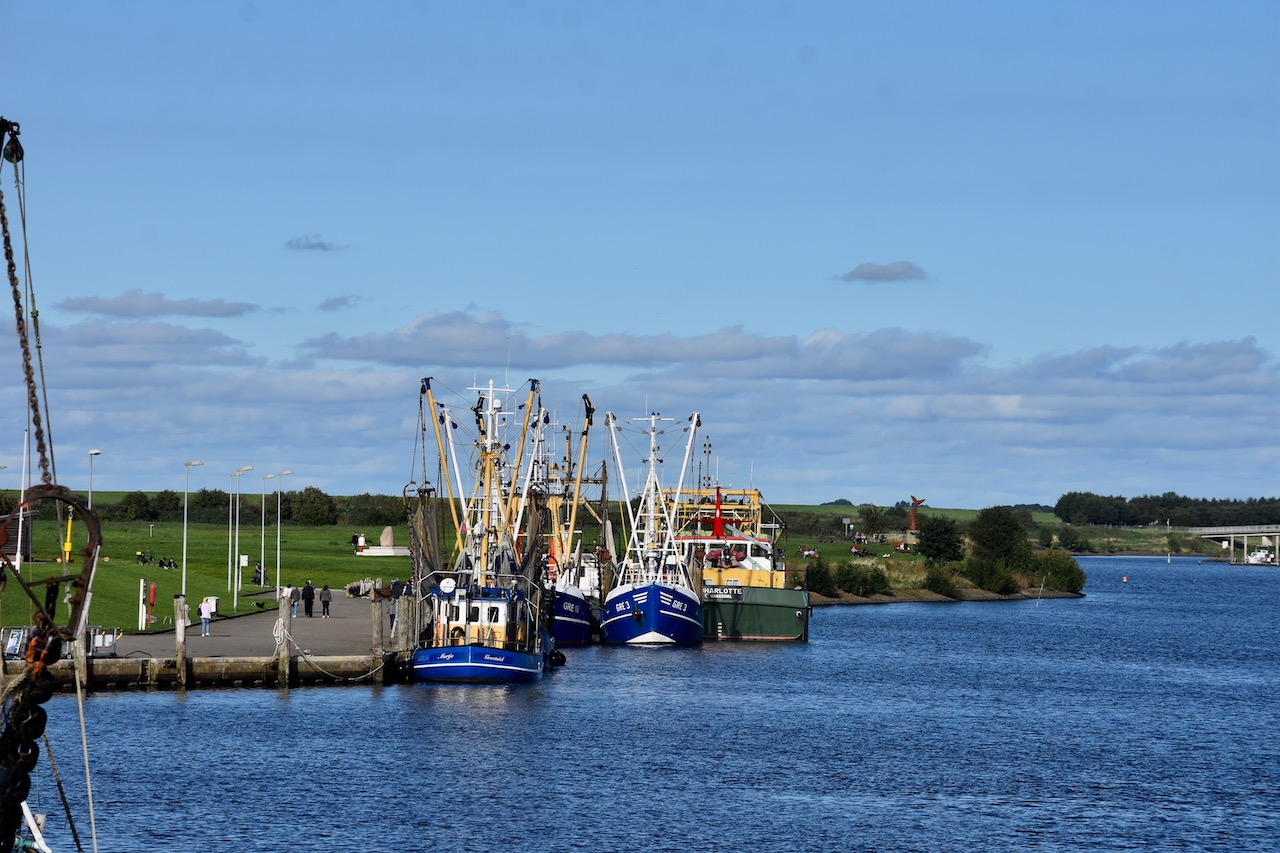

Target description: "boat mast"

left=474, top=380, right=507, bottom=581
left=563, top=395, right=594, bottom=561
left=421, top=378, right=464, bottom=543
left=660, top=413, right=701, bottom=560
left=604, top=412, right=635, bottom=547
left=511, top=398, right=546, bottom=543
left=502, top=379, right=539, bottom=528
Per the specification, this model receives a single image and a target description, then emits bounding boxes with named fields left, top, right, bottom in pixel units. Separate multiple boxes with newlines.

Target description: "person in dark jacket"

left=301, top=580, right=316, bottom=617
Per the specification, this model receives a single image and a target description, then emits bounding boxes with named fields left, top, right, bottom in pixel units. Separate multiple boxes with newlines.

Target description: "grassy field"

left=2, top=515, right=412, bottom=637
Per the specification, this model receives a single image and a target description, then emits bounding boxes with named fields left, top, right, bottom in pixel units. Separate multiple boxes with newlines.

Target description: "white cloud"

left=57, top=290, right=259, bottom=319
left=2, top=311, right=1276, bottom=510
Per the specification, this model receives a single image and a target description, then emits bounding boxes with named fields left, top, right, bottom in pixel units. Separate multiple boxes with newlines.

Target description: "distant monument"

left=909, top=496, right=926, bottom=533
left=354, top=525, right=411, bottom=558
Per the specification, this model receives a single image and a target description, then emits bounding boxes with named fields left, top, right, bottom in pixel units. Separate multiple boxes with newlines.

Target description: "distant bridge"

left=1188, top=525, right=1280, bottom=562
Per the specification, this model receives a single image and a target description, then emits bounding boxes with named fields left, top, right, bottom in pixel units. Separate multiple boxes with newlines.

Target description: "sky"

left=0, top=1, right=1277, bottom=510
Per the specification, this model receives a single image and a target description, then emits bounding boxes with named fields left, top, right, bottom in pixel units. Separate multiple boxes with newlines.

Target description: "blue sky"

left=1, top=1, right=1276, bottom=509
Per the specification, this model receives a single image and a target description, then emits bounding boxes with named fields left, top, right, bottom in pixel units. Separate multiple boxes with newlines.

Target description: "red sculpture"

left=909, top=496, right=926, bottom=532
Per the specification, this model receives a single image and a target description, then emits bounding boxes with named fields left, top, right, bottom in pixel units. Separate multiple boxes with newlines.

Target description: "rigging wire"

left=0, top=116, right=100, bottom=853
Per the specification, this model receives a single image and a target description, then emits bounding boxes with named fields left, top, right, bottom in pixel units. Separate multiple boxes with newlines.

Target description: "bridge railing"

left=1188, top=525, right=1280, bottom=536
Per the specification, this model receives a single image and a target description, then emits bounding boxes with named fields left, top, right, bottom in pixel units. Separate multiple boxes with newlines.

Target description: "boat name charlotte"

left=704, top=587, right=745, bottom=601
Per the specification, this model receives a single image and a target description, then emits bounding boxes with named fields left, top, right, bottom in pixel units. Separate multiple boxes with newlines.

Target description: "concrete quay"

left=1, top=590, right=402, bottom=690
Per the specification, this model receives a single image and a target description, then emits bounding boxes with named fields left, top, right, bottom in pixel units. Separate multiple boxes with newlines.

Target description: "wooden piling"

left=174, top=595, right=189, bottom=688
left=276, top=595, right=290, bottom=686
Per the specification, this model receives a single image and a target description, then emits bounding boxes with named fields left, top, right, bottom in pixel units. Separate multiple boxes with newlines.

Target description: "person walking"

left=289, top=584, right=301, bottom=618
left=302, top=580, right=316, bottom=617
left=319, top=584, right=332, bottom=618
left=198, top=597, right=214, bottom=637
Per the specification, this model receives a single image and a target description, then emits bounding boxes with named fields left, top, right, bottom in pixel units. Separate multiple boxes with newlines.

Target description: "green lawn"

left=2, top=517, right=412, bottom=635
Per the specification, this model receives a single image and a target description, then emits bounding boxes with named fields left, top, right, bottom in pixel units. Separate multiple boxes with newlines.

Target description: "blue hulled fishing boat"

left=599, top=412, right=703, bottom=646
left=407, top=378, right=556, bottom=683
left=544, top=398, right=615, bottom=647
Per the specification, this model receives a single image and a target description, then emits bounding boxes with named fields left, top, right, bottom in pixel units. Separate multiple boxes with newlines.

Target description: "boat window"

left=487, top=606, right=499, bottom=623
left=469, top=606, right=480, bottom=622
left=449, top=605, right=460, bottom=622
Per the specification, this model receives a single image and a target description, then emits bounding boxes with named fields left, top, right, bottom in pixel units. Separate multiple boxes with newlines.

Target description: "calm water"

left=28, top=556, right=1280, bottom=851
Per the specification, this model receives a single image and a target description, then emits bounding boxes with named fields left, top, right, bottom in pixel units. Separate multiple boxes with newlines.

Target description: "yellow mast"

left=421, top=378, right=463, bottom=547
left=563, top=395, right=594, bottom=560
left=502, top=379, right=539, bottom=528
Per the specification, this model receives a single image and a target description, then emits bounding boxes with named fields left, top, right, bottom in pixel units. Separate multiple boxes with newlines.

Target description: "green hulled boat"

left=668, top=486, right=810, bottom=641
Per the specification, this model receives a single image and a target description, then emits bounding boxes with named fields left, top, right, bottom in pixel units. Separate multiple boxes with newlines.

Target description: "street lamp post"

left=88, top=449, right=102, bottom=508
left=275, top=470, right=293, bottom=592
left=260, top=473, right=276, bottom=585
left=227, top=473, right=235, bottom=591
left=182, top=460, right=204, bottom=596
left=233, top=466, right=252, bottom=609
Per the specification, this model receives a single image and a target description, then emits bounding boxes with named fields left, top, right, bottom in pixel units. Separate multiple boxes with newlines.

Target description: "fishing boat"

left=599, top=412, right=703, bottom=646
left=540, top=398, right=599, bottom=646
left=668, top=484, right=810, bottom=641
left=405, top=378, right=557, bottom=683
left=549, top=471, right=616, bottom=646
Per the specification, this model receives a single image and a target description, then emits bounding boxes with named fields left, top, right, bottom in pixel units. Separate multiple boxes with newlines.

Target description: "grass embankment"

left=772, top=506, right=1215, bottom=604
left=2, top=517, right=411, bottom=635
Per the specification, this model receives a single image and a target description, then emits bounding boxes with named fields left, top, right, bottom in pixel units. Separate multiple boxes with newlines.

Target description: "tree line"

left=0, top=488, right=408, bottom=529
left=1053, top=491, right=1280, bottom=527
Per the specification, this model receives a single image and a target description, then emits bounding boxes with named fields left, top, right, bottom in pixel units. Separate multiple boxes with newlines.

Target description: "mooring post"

left=174, top=594, right=189, bottom=688
left=372, top=596, right=385, bottom=656
left=276, top=594, right=290, bottom=687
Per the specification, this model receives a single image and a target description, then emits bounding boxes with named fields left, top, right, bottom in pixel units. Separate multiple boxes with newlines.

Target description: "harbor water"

left=31, top=556, right=1280, bottom=851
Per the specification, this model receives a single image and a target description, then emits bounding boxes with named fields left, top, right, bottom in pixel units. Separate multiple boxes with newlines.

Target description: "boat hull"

left=702, top=585, right=810, bottom=641
left=552, top=586, right=596, bottom=646
left=410, top=644, right=545, bottom=683
left=600, top=583, right=702, bottom=646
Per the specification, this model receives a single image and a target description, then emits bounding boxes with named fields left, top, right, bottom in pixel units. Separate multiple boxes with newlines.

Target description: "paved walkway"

left=111, top=590, right=388, bottom=659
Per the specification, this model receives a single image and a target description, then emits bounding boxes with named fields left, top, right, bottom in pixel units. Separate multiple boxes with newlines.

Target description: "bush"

left=917, top=515, right=964, bottom=565
left=962, top=555, right=1020, bottom=594
left=834, top=563, right=890, bottom=597
left=1033, top=549, right=1087, bottom=594
left=923, top=565, right=958, bottom=598
left=968, top=506, right=1033, bottom=571
left=805, top=557, right=838, bottom=597
left=1057, top=525, right=1094, bottom=553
